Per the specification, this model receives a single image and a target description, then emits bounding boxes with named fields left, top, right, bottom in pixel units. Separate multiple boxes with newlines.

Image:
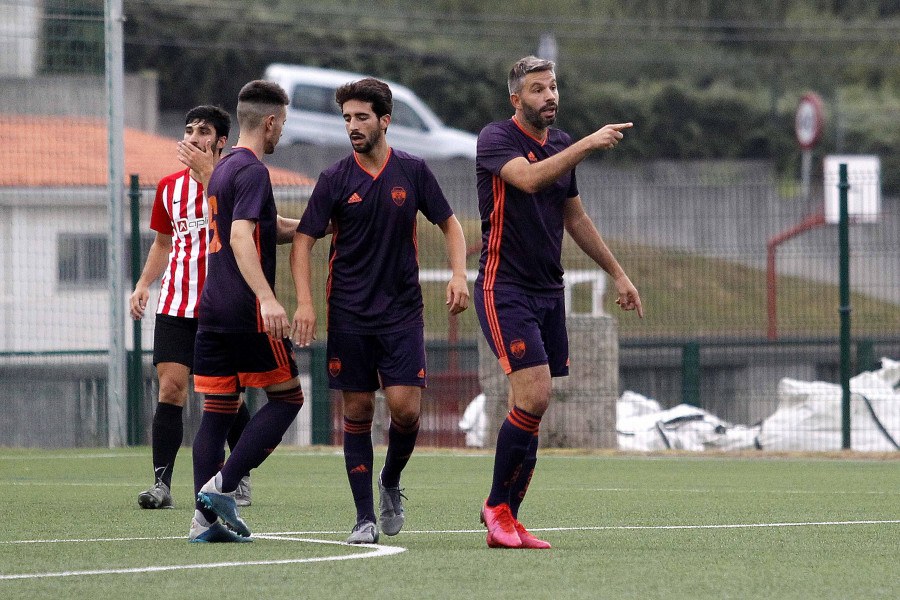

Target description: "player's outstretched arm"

left=437, top=215, right=470, bottom=315
left=129, top=233, right=173, bottom=320
left=499, top=122, right=632, bottom=194
left=563, top=195, right=643, bottom=318
left=276, top=215, right=301, bottom=244
left=232, top=219, right=290, bottom=338
left=290, top=232, right=318, bottom=346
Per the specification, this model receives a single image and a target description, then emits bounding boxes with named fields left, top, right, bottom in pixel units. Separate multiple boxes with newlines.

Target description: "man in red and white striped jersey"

left=130, top=106, right=253, bottom=509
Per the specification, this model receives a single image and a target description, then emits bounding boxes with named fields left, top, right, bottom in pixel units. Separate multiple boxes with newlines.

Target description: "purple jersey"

left=199, top=147, right=279, bottom=333
left=475, top=118, right=578, bottom=297
left=298, top=149, right=454, bottom=333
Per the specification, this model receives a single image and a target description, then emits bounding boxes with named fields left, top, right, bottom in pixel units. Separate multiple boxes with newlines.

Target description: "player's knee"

left=389, top=406, right=420, bottom=429
left=514, top=384, right=551, bottom=416
left=342, top=392, right=375, bottom=420
left=511, top=394, right=549, bottom=417
left=158, top=377, right=188, bottom=406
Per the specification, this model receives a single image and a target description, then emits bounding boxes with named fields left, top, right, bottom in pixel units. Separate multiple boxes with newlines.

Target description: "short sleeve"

left=149, top=180, right=174, bottom=235
left=416, top=161, right=454, bottom=225
left=477, top=122, right=522, bottom=176
left=298, top=174, right=336, bottom=238
left=232, top=163, right=271, bottom=222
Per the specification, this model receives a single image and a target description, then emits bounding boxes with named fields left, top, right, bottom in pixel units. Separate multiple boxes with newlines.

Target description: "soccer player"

left=130, top=105, right=253, bottom=510
left=291, top=77, right=469, bottom=544
left=475, top=56, right=643, bottom=549
left=189, top=80, right=305, bottom=543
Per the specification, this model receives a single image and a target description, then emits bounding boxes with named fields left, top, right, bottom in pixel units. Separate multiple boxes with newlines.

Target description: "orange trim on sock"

left=343, top=418, right=373, bottom=435
left=507, top=407, right=541, bottom=433
left=202, top=395, right=241, bottom=414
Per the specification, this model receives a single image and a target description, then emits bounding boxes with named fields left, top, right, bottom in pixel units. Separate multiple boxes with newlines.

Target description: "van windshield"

left=391, top=100, right=428, bottom=131
left=291, top=84, right=342, bottom=115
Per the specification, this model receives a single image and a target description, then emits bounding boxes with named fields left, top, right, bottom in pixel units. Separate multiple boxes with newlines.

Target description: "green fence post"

left=127, top=174, right=142, bottom=446
left=681, top=340, right=701, bottom=407
left=838, top=163, right=852, bottom=450
left=310, top=343, right=331, bottom=445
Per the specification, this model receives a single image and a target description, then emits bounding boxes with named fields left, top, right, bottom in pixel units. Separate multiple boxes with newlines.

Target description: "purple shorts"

left=475, top=286, right=569, bottom=377
left=326, top=327, right=427, bottom=392
left=193, top=330, right=299, bottom=394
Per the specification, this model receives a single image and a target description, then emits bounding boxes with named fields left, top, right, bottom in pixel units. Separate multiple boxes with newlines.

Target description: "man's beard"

left=352, top=129, right=382, bottom=154
left=522, top=101, right=556, bottom=130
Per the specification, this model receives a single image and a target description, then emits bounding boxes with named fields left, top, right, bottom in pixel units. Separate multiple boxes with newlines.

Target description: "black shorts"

left=152, top=314, right=199, bottom=369
left=326, top=327, right=427, bottom=392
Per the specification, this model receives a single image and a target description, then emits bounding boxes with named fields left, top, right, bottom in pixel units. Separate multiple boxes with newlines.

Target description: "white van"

left=263, top=63, right=477, bottom=160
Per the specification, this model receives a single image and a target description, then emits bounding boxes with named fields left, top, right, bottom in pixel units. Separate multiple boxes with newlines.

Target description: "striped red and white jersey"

left=149, top=169, right=208, bottom=318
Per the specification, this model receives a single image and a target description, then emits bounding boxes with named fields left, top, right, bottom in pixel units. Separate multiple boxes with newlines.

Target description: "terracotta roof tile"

left=0, top=114, right=314, bottom=187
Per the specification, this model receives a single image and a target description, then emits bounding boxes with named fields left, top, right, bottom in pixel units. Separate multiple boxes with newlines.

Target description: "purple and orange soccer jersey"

left=475, top=117, right=578, bottom=297
left=198, top=147, right=280, bottom=333
left=298, top=148, right=454, bottom=334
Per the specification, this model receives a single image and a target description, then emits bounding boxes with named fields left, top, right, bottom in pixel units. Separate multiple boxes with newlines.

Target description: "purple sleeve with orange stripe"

left=298, top=174, right=336, bottom=239
left=416, top=160, right=454, bottom=225
left=477, top=121, right=522, bottom=176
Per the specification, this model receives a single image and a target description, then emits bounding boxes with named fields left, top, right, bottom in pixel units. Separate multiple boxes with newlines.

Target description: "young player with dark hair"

left=475, top=56, right=643, bottom=548
left=291, top=77, right=469, bottom=544
left=189, top=80, right=304, bottom=543
left=130, top=105, right=254, bottom=510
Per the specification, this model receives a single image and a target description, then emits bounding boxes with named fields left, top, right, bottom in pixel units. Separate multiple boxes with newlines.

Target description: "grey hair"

left=508, top=55, right=556, bottom=95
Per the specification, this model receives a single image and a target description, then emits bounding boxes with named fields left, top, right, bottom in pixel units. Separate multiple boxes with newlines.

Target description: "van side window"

left=391, top=100, right=427, bottom=131
left=291, top=84, right=342, bottom=115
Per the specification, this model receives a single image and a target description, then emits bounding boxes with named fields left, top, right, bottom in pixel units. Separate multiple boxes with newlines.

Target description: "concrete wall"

left=0, top=72, right=160, bottom=132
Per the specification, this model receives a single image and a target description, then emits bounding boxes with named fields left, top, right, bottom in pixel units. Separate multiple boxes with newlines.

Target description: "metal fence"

left=1, top=3, right=898, bottom=452
left=2, top=161, right=897, bottom=451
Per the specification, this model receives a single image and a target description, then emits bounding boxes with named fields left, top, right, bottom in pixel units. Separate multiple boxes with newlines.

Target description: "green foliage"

left=117, top=0, right=898, bottom=192
left=42, top=0, right=104, bottom=74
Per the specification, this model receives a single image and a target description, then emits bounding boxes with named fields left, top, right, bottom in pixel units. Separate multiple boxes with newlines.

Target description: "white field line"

left=0, top=536, right=405, bottom=581
left=569, top=487, right=900, bottom=495
left=3, top=519, right=898, bottom=582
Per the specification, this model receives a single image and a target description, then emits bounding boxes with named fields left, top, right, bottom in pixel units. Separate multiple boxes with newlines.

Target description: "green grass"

left=1, top=448, right=898, bottom=599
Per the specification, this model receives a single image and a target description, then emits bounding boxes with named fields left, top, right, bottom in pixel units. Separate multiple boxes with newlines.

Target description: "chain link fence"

left=1, top=2, right=898, bottom=451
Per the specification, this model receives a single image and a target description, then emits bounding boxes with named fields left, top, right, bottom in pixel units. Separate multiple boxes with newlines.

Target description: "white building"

left=0, top=114, right=313, bottom=352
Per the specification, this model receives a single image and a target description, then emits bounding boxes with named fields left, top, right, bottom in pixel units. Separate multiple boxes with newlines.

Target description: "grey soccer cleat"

left=346, top=519, right=380, bottom=544
left=197, top=475, right=251, bottom=537
left=235, top=475, right=252, bottom=507
left=138, top=481, right=174, bottom=509
left=189, top=517, right=252, bottom=543
left=378, top=474, right=407, bottom=536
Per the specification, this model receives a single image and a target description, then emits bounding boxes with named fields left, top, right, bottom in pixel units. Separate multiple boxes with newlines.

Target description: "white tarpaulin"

left=617, top=358, right=899, bottom=452
left=757, top=357, right=900, bottom=451
left=459, top=358, right=899, bottom=451
left=616, top=391, right=760, bottom=451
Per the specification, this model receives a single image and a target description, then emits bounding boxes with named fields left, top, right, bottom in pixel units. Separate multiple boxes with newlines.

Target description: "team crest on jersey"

left=328, top=357, right=342, bottom=377
left=348, top=193, right=363, bottom=204
left=176, top=217, right=208, bottom=233
left=527, top=151, right=538, bottom=163
left=510, top=339, right=526, bottom=359
left=391, top=186, right=407, bottom=206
